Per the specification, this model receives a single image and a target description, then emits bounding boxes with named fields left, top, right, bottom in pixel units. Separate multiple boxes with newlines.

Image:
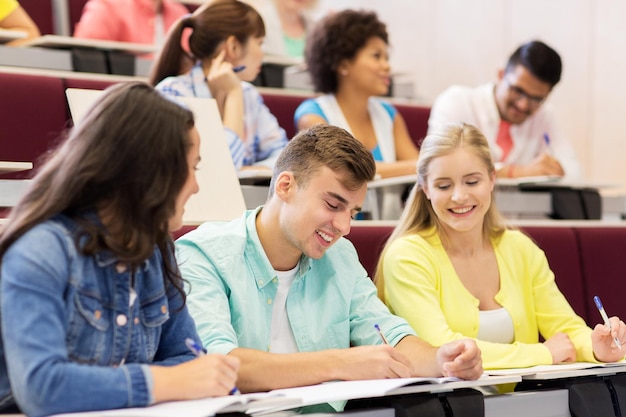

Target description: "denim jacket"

left=0, top=214, right=199, bottom=417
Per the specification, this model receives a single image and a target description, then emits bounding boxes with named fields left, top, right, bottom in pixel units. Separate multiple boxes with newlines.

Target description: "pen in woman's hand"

left=185, top=337, right=205, bottom=357
left=593, top=296, right=622, bottom=349
left=185, top=338, right=241, bottom=395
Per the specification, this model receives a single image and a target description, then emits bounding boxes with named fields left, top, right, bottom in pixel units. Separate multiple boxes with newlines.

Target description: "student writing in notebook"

left=427, top=40, right=582, bottom=180
left=294, top=9, right=419, bottom=179
left=151, top=0, right=288, bottom=171
left=176, top=124, right=482, bottom=394
left=375, top=122, right=626, bottom=370
left=0, top=83, right=239, bottom=417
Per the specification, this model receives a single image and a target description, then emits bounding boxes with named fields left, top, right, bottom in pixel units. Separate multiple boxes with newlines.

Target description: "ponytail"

left=148, top=14, right=195, bottom=86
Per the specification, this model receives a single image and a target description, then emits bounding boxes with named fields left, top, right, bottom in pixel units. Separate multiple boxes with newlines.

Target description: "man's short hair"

left=269, top=125, right=376, bottom=194
left=505, top=40, right=562, bottom=87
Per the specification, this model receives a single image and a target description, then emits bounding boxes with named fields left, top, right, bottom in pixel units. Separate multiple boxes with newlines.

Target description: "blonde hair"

left=374, top=123, right=508, bottom=299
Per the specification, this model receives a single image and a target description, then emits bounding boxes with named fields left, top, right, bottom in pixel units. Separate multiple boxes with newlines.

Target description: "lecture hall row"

left=0, top=67, right=430, bottom=177
left=2, top=67, right=626, bottom=331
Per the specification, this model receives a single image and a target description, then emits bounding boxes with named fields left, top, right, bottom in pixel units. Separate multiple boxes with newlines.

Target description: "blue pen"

left=185, top=338, right=241, bottom=395
left=593, top=296, right=622, bottom=349
left=203, top=65, right=246, bottom=82
left=374, top=324, right=389, bottom=345
left=185, top=337, right=205, bottom=356
left=543, top=133, right=552, bottom=155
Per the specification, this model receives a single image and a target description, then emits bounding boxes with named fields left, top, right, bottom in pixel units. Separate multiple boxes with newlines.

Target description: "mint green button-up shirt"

left=176, top=208, right=416, bottom=354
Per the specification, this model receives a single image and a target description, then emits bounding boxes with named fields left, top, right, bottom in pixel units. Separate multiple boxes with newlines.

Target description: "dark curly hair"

left=305, top=9, right=388, bottom=93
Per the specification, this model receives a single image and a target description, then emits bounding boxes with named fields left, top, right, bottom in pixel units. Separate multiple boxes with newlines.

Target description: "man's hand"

left=515, top=153, right=565, bottom=177
left=333, top=345, right=413, bottom=380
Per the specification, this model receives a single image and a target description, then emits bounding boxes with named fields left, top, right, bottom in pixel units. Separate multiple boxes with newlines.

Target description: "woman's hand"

left=204, top=50, right=245, bottom=137
left=543, top=332, right=576, bottom=364
left=151, top=354, right=240, bottom=403
left=205, top=50, right=243, bottom=99
left=592, top=316, right=626, bottom=362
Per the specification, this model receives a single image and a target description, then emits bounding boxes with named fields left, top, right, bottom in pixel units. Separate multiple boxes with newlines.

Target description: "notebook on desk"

left=66, top=88, right=247, bottom=224
left=48, top=375, right=521, bottom=417
left=486, top=362, right=626, bottom=379
left=48, top=392, right=300, bottom=417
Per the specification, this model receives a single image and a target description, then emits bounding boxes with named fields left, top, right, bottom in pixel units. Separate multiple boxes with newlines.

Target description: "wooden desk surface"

left=22, top=35, right=155, bottom=54
left=0, top=161, right=32, bottom=174
left=0, top=29, right=26, bottom=44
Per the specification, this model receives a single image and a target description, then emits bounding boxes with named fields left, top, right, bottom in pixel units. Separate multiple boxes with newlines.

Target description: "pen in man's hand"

left=593, top=296, right=622, bottom=349
left=374, top=324, right=389, bottom=345
left=543, top=133, right=552, bottom=155
left=185, top=338, right=241, bottom=395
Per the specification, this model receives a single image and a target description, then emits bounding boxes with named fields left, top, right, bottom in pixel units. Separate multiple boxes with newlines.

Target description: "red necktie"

left=496, top=120, right=513, bottom=162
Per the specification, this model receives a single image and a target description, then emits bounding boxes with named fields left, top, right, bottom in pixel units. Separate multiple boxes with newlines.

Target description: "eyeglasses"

left=504, top=78, right=547, bottom=108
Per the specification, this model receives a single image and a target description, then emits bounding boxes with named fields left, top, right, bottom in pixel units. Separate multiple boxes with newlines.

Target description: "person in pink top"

left=73, top=0, right=188, bottom=49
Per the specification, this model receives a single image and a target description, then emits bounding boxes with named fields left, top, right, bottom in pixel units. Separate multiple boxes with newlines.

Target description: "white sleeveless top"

left=315, top=95, right=396, bottom=162
left=477, top=308, right=515, bottom=344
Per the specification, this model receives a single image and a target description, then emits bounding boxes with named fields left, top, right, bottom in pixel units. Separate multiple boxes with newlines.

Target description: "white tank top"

left=477, top=308, right=515, bottom=344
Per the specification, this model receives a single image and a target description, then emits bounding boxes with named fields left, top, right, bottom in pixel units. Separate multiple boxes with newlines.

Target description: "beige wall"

left=269, top=0, right=625, bottom=186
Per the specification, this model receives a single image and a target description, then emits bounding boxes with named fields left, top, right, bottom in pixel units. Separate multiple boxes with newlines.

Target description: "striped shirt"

left=156, top=62, right=288, bottom=169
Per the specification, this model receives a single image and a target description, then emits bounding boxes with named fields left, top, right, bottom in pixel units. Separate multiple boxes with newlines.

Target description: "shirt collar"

left=190, top=62, right=212, bottom=98
left=243, top=207, right=312, bottom=289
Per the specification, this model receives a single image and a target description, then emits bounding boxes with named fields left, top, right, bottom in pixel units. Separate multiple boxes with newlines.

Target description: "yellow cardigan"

left=0, top=0, right=18, bottom=21
left=382, top=229, right=596, bottom=369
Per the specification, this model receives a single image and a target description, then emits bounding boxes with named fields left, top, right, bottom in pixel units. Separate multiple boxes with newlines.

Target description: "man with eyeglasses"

left=427, top=40, right=582, bottom=180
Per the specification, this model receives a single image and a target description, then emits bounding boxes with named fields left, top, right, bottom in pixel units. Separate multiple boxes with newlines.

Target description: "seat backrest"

left=394, top=103, right=430, bottom=149
left=260, top=92, right=309, bottom=140
left=345, top=225, right=393, bottom=279
left=68, top=0, right=89, bottom=34
left=575, top=227, right=626, bottom=325
left=0, top=72, right=68, bottom=178
left=19, top=0, right=55, bottom=35
left=346, top=224, right=591, bottom=324
left=521, top=226, right=589, bottom=324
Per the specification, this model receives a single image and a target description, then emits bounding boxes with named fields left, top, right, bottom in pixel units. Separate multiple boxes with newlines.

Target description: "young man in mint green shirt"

left=177, top=125, right=482, bottom=393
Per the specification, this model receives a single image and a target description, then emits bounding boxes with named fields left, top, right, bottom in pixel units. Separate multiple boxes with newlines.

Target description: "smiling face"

left=340, top=36, right=391, bottom=96
left=168, top=127, right=201, bottom=232
left=277, top=165, right=367, bottom=262
left=423, top=147, right=495, bottom=237
left=494, top=64, right=552, bottom=124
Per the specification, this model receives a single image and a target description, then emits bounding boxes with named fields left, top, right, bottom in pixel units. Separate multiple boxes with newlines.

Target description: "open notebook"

left=65, top=87, right=247, bottom=223
left=486, top=361, right=626, bottom=380
left=48, top=374, right=521, bottom=417
left=48, top=392, right=300, bottom=417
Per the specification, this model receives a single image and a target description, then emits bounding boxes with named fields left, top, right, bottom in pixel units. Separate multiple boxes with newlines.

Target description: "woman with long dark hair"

left=0, top=82, right=239, bottom=417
